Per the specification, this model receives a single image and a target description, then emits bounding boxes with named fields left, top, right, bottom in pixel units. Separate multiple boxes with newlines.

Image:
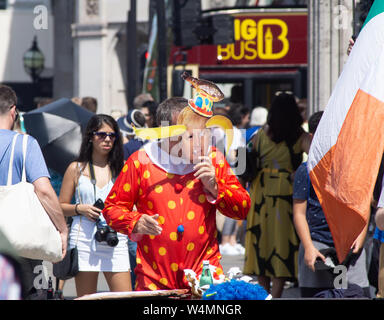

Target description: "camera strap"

left=89, top=161, right=97, bottom=203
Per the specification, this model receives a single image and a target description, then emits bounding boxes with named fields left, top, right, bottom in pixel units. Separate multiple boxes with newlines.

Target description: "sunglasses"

left=93, top=131, right=118, bottom=140
left=275, top=90, right=293, bottom=96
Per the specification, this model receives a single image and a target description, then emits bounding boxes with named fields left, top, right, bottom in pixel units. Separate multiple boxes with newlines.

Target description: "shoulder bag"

left=0, top=134, right=62, bottom=262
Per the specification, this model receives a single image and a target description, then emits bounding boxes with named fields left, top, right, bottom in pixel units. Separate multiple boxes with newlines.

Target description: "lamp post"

left=23, top=36, right=45, bottom=83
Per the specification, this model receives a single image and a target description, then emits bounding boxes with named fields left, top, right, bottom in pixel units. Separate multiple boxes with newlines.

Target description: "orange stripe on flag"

left=310, top=89, right=384, bottom=263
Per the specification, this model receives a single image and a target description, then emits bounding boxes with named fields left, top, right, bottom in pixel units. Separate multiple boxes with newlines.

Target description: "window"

left=202, top=0, right=307, bottom=10
left=0, top=0, right=6, bottom=10
left=236, top=0, right=307, bottom=7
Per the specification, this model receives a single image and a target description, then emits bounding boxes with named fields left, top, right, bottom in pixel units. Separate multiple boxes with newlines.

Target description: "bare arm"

left=59, top=162, right=101, bottom=221
left=33, top=177, right=67, bottom=233
left=376, top=207, right=384, bottom=230
left=300, top=132, right=312, bottom=155
left=293, top=199, right=325, bottom=271
left=59, top=162, right=78, bottom=217
left=351, top=216, right=369, bottom=253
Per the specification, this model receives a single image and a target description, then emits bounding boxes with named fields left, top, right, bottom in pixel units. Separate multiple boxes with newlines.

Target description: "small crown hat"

left=188, top=91, right=214, bottom=118
left=182, top=72, right=224, bottom=118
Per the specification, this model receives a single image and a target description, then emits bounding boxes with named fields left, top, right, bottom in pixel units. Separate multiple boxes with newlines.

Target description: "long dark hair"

left=267, top=93, right=304, bottom=146
left=77, top=114, right=124, bottom=178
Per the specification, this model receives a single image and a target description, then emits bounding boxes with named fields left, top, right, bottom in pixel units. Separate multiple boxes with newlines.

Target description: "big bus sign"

left=175, top=10, right=308, bottom=68
left=219, top=17, right=290, bottom=61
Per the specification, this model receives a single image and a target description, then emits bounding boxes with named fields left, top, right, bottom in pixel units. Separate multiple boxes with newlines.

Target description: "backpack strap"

left=7, top=134, right=19, bottom=186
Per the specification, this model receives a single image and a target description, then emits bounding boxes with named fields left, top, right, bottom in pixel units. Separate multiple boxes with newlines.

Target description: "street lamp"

left=23, top=36, right=45, bottom=83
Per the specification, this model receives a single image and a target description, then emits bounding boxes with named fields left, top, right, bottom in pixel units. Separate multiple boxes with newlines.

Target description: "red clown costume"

left=102, top=74, right=251, bottom=291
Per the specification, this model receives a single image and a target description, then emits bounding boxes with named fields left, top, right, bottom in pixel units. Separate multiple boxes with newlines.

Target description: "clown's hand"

left=133, top=214, right=162, bottom=236
left=194, top=156, right=218, bottom=198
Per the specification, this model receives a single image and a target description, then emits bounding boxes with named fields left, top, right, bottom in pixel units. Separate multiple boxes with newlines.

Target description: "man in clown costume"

left=102, top=74, right=251, bottom=291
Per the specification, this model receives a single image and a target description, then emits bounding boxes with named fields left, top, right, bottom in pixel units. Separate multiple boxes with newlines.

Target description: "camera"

left=93, top=199, right=119, bottom=247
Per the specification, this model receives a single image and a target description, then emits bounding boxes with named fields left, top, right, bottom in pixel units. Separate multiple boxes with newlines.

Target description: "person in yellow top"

left=244, top=92, right=311, bottom=298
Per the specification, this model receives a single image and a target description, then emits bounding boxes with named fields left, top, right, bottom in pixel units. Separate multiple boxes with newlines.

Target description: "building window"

left=0, top=0, right=6, bottom=10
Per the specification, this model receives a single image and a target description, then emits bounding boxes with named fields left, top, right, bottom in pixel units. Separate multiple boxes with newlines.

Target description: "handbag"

left=52, top=245, right=79, bottom=280
left=53, top=217, right=81, bottom=280
left=53, top=166, right=84, bottom=280
left=0, top=134, right=62, bottom=262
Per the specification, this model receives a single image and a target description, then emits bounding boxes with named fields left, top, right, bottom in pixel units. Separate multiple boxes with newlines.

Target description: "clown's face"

left=169, top=119, right=211, bottom=164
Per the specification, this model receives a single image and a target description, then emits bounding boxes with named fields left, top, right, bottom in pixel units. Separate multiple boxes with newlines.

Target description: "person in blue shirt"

left=0, top=85, right=68, bottom=299
left=245, top=106, right=268, bottom=144
left=293, top=111, right=370, bottom=298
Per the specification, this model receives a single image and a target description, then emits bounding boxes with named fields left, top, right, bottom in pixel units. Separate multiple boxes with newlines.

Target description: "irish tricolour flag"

left=308, top=0, right=384, bottom=263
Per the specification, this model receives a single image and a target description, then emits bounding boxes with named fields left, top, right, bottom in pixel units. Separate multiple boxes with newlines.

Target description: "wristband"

left=75, top=204, right=80, bottom=216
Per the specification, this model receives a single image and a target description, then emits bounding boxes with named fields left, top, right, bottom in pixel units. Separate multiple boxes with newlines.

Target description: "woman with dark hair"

left=243, top=92, right=311, bottom=298
left=59, top=114, right=131, bottom=297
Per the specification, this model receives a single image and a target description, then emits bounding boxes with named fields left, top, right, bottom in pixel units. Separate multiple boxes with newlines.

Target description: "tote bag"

left=0, top=134, right=62, bottom=262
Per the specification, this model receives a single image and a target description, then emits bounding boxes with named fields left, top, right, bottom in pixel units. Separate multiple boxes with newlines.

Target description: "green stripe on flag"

left=363, top=0, right=384, bottom=28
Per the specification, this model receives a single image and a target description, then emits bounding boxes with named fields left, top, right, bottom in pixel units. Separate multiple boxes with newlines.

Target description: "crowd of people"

left=0, top=77, right=382, bottom=300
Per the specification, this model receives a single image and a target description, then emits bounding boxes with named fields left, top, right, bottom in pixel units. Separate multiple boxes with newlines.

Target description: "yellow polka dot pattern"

left=168, top=200, right=176, bottom=210
left=148, top=283, right=157, bottom=291
left=144, top=245, right=149, bottom=253
left=143, top=170, right=150, bottom=179
left=186, top=242, right=195, bottom=251
left=198, top=226, right=205, bottom=234
left=155, top=185, right=163, bottom=193
left=152, top=261, right=158, bottom=270
left=166, top=173, right=174, bottom=179
left=122, top=164, right=128, bottom=173
left=186, top=180, right=194, bottom=189
left=170, top=232, right=177, bottom=241
left=123, top=183, right=131, bottom=192
left=147, top=201, right=153, bottom=210
left=159, top=278, right=168, bottom=286
left=171, top=263, right=178, bottom=272
left=158, top=216, right=165, bottom=225
left=242, top=200, right=248, bottom=208
left=159, top=247, right=167, bottom=256
left=134, top=160, right=140, bottom=168
left=198, top=194, right=206, bottom=203
left=187, top=211, right=195, bottom=220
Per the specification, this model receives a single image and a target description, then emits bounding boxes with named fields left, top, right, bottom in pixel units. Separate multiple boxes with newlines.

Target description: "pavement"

left=44, top=252, right=301, bottom=299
